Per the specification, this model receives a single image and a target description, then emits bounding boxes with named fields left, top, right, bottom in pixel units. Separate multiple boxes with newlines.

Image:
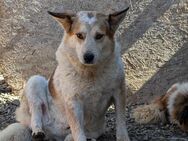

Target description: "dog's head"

left=48, top=8, right=128, bottom=66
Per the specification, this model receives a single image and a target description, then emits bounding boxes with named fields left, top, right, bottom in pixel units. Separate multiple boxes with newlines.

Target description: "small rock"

left=0, top=80, right=5, bottom=85
left=0, top=75, right=4, bottom=81
left=143, top=135, right=149, bottom=140
left=12, top=99, right=20, bottom=106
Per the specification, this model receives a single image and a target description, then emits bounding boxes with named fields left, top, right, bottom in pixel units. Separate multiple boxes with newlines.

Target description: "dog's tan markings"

left=68, top=19, right=85, bottom=44
left=48, top=11, right=75, bottom=33
left=166, top=84, right=177, bottom=96
left=153, top=95, right=168, bottom=112
left=153, top=85, right=177, bottom=110
left=108, top=7, right=129, bottom=32
left=48, top=69, right=58, bottom=98
left=97, top=7, right=129, bottom=39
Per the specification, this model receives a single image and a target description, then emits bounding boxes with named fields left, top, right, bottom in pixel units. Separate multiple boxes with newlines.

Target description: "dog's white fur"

left=167, top=83, right=188, bottom=123
left=0, top=123, right=32, bottom=141
left=16, top=75, right=70, bottom=140
left=0, top=8, right=130, bottom=141
left=78, top=11, right=96, bottom=25
left=167, top=83, right=180, bottom=119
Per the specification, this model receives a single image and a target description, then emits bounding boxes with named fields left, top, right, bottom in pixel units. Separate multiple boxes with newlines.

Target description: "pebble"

left=12, top=99, right=20, bottom=106
left=0, top=75, right=4, bottom=81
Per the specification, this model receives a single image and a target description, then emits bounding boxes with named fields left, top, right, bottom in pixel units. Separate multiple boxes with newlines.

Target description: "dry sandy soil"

left=0, top=0, right=188, bottom=140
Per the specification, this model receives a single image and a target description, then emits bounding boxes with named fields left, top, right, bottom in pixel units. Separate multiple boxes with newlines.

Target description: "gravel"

left=97, top=105, right=188, bottom=141
left=0, top=76, right=19, bottom=130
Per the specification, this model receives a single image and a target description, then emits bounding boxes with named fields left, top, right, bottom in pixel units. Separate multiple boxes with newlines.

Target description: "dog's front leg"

left=64, top=98, right=86, bottom=141
left=114, top=81, right=130, bottom=141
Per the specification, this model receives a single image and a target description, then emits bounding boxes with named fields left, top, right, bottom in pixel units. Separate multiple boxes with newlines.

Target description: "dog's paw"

left=32, top=128, right=45, bottom=141
left=32, top=131, right=45, bottom=139
left=64, top=134, right=73, bottom=141
left=116, top=135, right=130, bottom=141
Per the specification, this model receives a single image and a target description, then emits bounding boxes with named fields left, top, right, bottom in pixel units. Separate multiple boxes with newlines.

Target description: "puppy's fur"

left=133, top=82, right=188, bottom=132
left=0, top=8, right=130, bottom=141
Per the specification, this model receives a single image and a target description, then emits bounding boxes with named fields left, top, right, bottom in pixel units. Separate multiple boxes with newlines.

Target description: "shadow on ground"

left=128, top=41, right=188, bottom=104
left=120, top=0, right=176, bottom=52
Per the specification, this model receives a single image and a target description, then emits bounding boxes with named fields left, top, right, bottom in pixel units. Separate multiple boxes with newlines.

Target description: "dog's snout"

left=83, top=52, right=94, bottom=64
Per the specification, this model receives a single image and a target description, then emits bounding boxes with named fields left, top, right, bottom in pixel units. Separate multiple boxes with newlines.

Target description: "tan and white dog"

left=0, top=8, right=130, bottom=141
left=133, top=82, right=188, bottom=132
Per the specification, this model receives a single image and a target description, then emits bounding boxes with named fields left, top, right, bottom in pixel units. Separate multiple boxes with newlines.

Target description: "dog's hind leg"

left=0, top=123, right=32, bottom=141
left=17, top=75, right=49, bottom=140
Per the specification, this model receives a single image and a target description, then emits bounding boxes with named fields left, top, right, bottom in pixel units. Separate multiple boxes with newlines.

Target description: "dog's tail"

left=0, top=123, right=32, bottom=141
left=133, top=82, right=188, bottom=131
left=132, top=84, right=178, bottom=124
left=132, top=83, right=180, bottom=124
left=132, top=100, right=167, bottom=124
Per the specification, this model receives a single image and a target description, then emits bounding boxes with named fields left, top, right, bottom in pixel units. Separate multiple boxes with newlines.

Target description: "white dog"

left=0, top=7, right=130, bottom=141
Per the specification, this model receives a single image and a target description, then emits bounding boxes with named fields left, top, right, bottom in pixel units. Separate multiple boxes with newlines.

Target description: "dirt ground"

left=0, top=0, right=188, bottom=140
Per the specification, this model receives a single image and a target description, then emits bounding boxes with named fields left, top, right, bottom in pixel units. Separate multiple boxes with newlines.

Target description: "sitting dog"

left=133, top=82, right=188, bottom=132
left=0, top=7, right=130, bottom=141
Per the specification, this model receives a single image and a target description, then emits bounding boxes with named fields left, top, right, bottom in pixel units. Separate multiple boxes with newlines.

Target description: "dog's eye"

left=95, top=33, right=104, bottom=40
left=76, top=33, right=85, bottom=40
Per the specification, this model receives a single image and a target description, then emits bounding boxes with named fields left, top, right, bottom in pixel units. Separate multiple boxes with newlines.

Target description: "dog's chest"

left=80, top=78, right=115, bottom=108
left=58, top=66, right=120, bottom=112
left=61, top=68, right=119, bottom=97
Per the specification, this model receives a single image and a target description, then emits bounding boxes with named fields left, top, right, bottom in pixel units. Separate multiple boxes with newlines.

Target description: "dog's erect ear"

left=48, top=11, right=75, bottom=33
left=108, top=7, right=129, bottom=32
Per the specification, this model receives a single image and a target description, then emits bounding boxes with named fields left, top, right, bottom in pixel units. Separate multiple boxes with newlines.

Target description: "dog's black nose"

left=84, top=52, right=94, bottom=64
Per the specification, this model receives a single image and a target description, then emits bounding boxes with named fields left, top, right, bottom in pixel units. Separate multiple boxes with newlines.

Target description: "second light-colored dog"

left=0, top=7, right=130, bottom=141
left=133, top=82, right=188, bottom=132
